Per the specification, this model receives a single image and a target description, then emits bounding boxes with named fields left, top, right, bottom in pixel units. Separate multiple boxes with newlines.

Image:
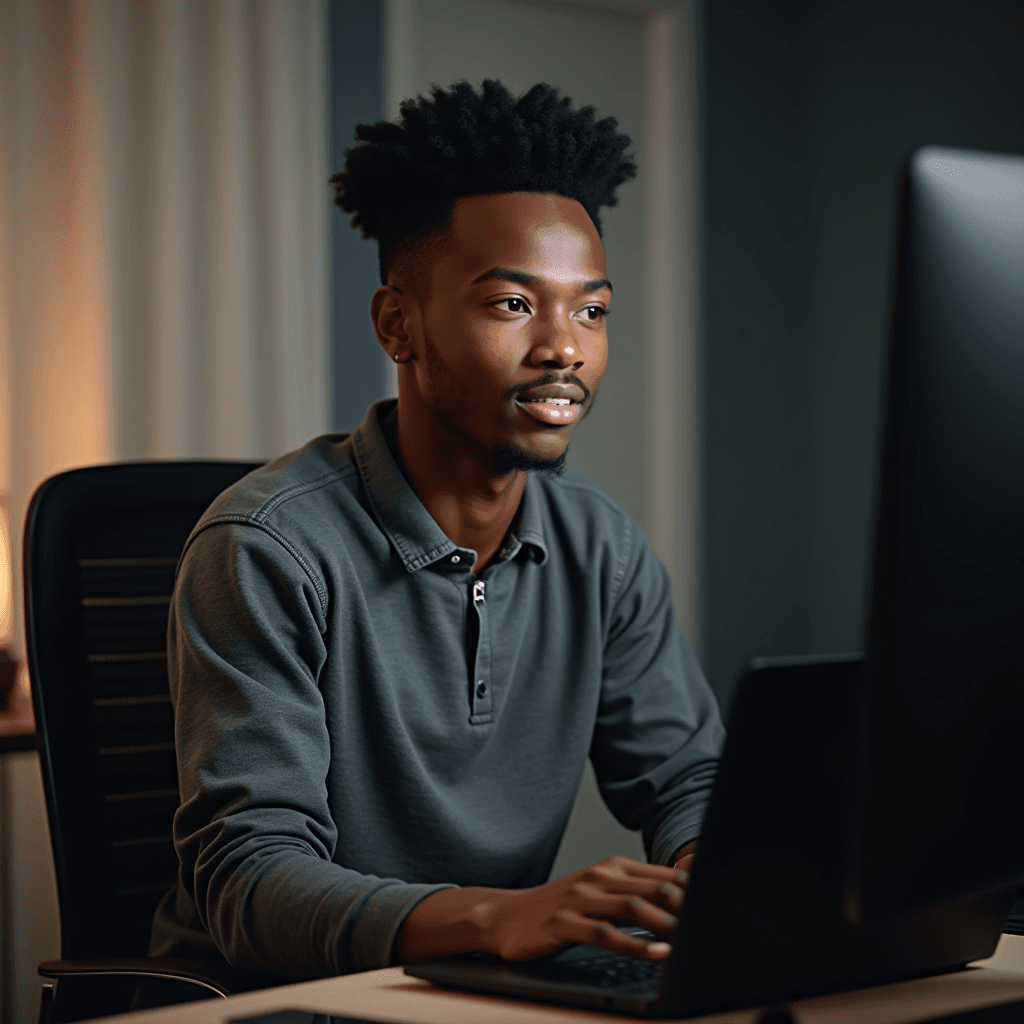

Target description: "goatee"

left=490, top=443, right=568, bottom=477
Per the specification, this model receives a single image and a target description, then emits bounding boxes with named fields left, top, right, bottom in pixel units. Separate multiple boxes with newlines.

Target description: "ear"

left=370, top=284, right=417, bottom=363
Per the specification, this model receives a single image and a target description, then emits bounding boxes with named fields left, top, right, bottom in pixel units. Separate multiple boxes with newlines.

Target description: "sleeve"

left=167, top=522, right=453, bottom=979
left=590, top=518, right=727, bottom=866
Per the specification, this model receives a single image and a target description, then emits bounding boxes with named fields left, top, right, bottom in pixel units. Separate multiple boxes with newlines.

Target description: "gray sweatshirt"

left=150, top=399, right=725, bottom=979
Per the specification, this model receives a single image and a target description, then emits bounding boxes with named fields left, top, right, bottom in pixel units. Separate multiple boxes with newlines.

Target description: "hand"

left=399, top=855, right=690, bottom=965
left=480, top=855, right=687, bottom=962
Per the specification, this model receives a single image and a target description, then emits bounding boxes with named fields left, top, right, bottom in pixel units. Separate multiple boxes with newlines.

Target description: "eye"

left=578, top=305, right=609, bottom=323
left=494, top=297, right=531, bottom=314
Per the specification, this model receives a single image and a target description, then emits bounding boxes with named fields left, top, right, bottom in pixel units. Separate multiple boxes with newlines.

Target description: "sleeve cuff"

left=349, top=881, right=460, bottom=971
left=652, top=823, right=703, bottom=867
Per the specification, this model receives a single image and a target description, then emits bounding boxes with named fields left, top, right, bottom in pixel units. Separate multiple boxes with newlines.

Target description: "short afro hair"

left=331, top=78, right=637, bottom=285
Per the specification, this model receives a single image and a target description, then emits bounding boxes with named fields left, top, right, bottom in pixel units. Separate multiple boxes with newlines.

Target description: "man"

left=151, top=79, right=725, bottom=981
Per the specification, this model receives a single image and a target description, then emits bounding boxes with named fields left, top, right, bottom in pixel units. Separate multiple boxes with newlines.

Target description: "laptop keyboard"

left=529, top=952, right=664, bottom=991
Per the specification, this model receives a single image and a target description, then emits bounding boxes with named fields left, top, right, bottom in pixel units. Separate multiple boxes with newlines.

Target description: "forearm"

left=191, top=840, right=453, bottom=977
left=397, top=885, right=505, bottom=962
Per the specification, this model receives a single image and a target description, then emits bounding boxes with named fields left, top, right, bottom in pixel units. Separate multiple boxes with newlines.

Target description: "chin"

left=490, top=441, right=569, bottom=477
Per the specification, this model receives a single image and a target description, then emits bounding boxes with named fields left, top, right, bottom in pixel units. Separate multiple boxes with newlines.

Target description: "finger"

left=574, top=889, right=680, bottom=938
left=585, top=858, right=687, bottom=893
left=556, top=908, right=674, bottom=961
left=575, top=870, right=686, bottom=913
left=626, top=878, right=686, bottom=914
left=674, top=853, right=696, bottom=873
left=598, top=856, right=684, bottom=883
left=596, top=857, right=692, bottom=897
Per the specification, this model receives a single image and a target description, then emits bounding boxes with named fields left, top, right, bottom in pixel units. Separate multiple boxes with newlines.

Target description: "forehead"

left=433, top=192, right=607, bottom=286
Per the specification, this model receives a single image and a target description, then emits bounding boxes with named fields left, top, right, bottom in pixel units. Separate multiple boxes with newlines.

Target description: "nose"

left=529, top=308, right=586, bottom=370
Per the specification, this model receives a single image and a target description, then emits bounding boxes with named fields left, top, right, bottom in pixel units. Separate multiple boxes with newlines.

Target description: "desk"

left=86, top=934, right=1024, bottom=1024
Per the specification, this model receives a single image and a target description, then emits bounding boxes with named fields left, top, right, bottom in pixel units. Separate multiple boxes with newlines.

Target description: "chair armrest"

left=38, top=957, right=275, bottom=999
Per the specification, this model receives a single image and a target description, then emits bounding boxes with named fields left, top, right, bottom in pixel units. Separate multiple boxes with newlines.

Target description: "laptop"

left=406, top=145, right=1024, bottom=1016
left=408, top=654, right=1015, bottom=1018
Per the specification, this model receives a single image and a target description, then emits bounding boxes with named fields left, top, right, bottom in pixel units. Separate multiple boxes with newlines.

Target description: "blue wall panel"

left=328, top=0, right=385, bottom=432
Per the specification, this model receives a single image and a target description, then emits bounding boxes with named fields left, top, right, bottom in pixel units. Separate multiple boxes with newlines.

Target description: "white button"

left=451, top=555, right=460, bottom=564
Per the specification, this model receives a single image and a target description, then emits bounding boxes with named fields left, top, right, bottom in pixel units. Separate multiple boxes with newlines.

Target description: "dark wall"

left=328, top=0, right=385, bottom=432
left=704, top=0, right=1024, bottom=707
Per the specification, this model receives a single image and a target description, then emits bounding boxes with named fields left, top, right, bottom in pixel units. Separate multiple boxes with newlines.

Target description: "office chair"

left=23, top=460, right=271, bottom=1023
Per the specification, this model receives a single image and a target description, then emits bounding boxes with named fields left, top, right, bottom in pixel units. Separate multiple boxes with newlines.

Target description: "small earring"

left=393, top=354, right=399, bottom=362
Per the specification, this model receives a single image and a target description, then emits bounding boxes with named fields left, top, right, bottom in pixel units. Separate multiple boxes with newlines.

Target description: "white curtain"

left=93, top=0, right=329, bottom=463
left=0, top=3, right=328, bottom=1019
left=1, top=0, right=329, bottom=641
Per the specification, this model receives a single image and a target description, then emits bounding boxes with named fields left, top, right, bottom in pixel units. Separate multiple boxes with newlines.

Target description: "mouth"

left=514, top=394, right=581, bottom=426
left=513, top=381, right=586, bottom=426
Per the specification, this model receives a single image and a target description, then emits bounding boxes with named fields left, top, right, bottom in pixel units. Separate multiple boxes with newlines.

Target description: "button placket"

left=468, top=578, right=493, bottom=724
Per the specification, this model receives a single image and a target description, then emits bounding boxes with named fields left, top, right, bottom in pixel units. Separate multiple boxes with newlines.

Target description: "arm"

left=592, top=520, right=725, bottom=868
left=169, top=524, right=453, bottom=978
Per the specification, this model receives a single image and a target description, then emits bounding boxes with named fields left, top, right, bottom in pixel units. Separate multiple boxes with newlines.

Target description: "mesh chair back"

left=23, top=461, right=262, bottom=960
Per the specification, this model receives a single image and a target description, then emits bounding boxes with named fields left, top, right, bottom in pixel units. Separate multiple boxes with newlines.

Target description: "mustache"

left=507, top=372, right=592, bottom=403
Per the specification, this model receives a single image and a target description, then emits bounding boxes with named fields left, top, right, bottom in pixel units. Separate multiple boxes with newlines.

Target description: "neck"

left=393, top=399, right=526, bottom=575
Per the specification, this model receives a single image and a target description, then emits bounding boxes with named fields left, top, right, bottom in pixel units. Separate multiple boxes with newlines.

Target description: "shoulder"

left=528, top=469, right=645, bottom=586
left=181, top=435, right=362, bottom=599
left=533, top=469, right=634, bottom=534
left=198, top=433, right=359, bottom=526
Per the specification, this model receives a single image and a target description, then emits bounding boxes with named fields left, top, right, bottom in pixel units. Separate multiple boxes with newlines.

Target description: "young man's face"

left=406, top=191, right=611, bottom=474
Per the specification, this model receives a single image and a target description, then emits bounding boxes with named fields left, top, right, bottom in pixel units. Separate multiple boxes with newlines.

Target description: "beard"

left=422, top=329, right=573, bottom=477
left=490, top=442, right=568, bottom=477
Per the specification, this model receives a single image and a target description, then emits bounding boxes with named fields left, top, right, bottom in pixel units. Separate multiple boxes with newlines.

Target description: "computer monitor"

left=850, top=146, right=1024, bottom=926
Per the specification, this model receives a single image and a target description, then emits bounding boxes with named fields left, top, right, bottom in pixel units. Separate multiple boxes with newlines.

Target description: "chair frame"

left=23, top=460, right=267, bottom=1022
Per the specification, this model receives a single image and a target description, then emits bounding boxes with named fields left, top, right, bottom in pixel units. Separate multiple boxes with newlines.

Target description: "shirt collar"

left=351, top=399, right=548, bottom=572
left=513, top=471, right=548, bottom=565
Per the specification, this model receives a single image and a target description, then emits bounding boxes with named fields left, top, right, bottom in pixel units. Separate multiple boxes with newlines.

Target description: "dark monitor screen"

left=850, top=147, right=1024, bottom=925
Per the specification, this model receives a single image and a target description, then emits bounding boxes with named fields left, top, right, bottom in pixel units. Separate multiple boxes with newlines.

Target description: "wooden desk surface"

left=89, top=933, right=1024, bottom=1024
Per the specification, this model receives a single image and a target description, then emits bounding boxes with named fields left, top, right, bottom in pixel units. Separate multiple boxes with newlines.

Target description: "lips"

left=514, top=382, right=585, bottom=426
left=515, top=383, right=586, bottom=404
left=516, top=400, right=580, bottom=425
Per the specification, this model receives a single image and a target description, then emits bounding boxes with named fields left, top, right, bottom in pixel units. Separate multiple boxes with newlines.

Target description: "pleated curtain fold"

left=0, top=4, right=328, bottom=1019
left=1, top=0, right=328, bottom=647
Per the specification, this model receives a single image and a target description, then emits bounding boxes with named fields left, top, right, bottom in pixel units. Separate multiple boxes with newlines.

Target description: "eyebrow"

left=471, top=266, right=613, bottom=294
